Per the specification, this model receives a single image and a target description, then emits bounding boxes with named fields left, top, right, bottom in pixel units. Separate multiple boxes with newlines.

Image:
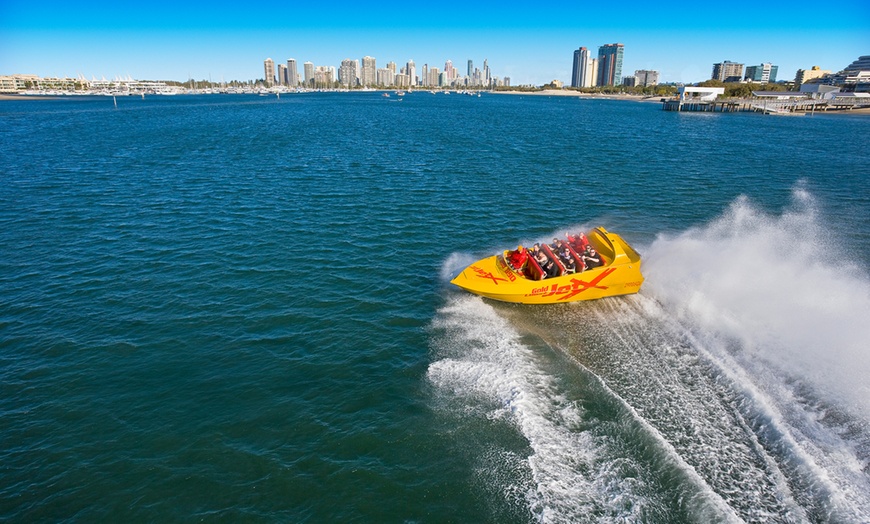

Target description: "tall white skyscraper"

left=572, top=47, right=591, bottom=88
left=444, top=60, right=455, bottom=84
left=406, top=60, right=416, bottom=86
left=586, top=58, right=598, bottom=88
left=286, top=59, right=299, bottom=87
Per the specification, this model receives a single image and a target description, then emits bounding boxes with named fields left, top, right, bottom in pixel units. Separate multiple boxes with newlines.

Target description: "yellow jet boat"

left=450, top=227, right=644, bottom=304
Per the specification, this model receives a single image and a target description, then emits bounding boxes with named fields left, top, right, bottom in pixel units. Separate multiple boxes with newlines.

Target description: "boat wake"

left=428, top=189, right=870, bottom=523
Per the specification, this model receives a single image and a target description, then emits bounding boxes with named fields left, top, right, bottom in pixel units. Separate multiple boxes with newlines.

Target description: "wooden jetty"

left=663, top=94, right=869, bottom=115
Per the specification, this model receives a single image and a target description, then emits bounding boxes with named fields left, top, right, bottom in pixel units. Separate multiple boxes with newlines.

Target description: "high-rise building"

left=361, top=56, right=376, bottom=87
left=712, top=61, right=744, bottom=82
left=635, top=70, right=659, bottom=87
left=263, top=58, right=276, bottom=87
left=303, top=62, right=315, bottom=88
left=794, top=66, right=831, bottom=86
left=467, top=60, right=473, bottom=79
left=570, top=47, right=597, bottom=88
left=287, top=59, right=299, bottom=87
left=314, top=66, right=334, bottom=88
left=377, top=68, right=394, bottom=87
left=587, top=59, right=598, bottom=88
left=428, top=67, right=441, bottom=87
left=277, top=64, right=286, bottom=86
left=483, top=59, right=491, bottom=87
left=406, top=60, right=416, bottom=86
left=571, top=47, right=590, bottom=88
left=744, top=63, right=778, bottom=83
left=596, top=43, right=624, bottom=86
left=444, top=60, right=455, bottom=84
left=339, top=59, right=359, bottom=88
left=421, top=64, right=429, bottom=86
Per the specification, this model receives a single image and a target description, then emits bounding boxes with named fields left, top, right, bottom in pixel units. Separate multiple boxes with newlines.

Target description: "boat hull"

left=449, top=228, right=644, bottom=304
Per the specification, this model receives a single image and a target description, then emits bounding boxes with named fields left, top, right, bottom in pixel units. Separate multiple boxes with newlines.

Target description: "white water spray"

left=643, top=188, right=870, bottom=419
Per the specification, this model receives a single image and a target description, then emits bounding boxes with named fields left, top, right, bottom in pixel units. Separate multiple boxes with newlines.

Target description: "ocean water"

left=1, top=92, right=869, bottom=523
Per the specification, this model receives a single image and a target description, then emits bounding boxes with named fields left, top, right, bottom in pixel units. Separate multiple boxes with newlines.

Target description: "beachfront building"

left=314, top=66, right=334, bottom=89
left=623, top=76, right=637, bottom=87
left=712, top=61, right=743, bottom=82
left=395, top=73, right=410, bottom=88
left=571, top=47, right=593, bottom=88
left=405, top=60, right=417, bottom=87
left=745, top=63, right=778, bottom=83
left=263, top=58, right=276, bottom=87
left=444, top=60, right=457, bottom=85
left=794, top=66, right=830, bottom=86
left=287, top=59, right=299, bottom=87
left=0, top=74, right=41, bottom=92
left=597, top=44, right=624, bottom=86
left=427, top=67, right=441, bottom=87
left=377, top=68, right=394, bottom=87
left=277, top=64, right=286, bottom=86
left=826, top=55, right=870, bottom=91
left=597, top=43, right=624, bottom=86
left=361, top=56, right=377, bottom=87
left=303, top=62, right=315, bottom=88
left=339, top=59, right=359, bottom=88
left=635, top=70, right=659, bottom=87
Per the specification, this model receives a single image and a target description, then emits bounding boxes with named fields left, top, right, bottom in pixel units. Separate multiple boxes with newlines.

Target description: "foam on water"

left=644, top=187, right=870, bottom=418
left=428, top=294, right=650, bottom=522
left=643, top=187, right=870, bottom=520
left=426, top=293, right=748, bottom=522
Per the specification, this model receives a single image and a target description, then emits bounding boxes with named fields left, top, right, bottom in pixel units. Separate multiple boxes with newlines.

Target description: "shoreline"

left=3, top=90, right=868, bottom=114
left=491, top=89, right=660, bottom=102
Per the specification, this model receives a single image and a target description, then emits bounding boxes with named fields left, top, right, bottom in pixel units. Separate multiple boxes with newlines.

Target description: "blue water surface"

left=1, top=93, right=868, bottom=522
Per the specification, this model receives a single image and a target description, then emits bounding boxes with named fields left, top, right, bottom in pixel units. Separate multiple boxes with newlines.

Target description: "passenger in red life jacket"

left=567, top=232, right=590, bottom=253
left=581, top=246, right=603, bottom=269
left=507, top=245, right=528, bottom=270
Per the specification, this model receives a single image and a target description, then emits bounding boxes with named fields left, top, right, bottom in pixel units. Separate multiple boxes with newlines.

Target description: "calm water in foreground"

left=1, top=93, right=869, bottom=523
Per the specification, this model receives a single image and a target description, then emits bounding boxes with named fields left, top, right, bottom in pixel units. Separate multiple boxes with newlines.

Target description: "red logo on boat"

left=471, top=265, right=508, bottom=285
left=558, top=268, right=617, bottom=300
left=527, top=268, right=617, bottom=300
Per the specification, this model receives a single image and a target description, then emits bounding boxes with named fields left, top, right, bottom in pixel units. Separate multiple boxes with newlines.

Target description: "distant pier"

left=662, top=86, right=870, bottom=114
left=662, top=97, right=866, bottom=114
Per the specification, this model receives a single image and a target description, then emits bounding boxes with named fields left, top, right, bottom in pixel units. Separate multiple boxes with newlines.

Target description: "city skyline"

left=1, top=0, right=868, bottom=85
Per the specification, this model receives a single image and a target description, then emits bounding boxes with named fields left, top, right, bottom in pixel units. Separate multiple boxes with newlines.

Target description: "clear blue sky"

left=1, top=0, right=868, bottom=85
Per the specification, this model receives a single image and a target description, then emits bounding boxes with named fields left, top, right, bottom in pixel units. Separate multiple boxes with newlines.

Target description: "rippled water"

left=1, top=93, right=869, bottom=522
